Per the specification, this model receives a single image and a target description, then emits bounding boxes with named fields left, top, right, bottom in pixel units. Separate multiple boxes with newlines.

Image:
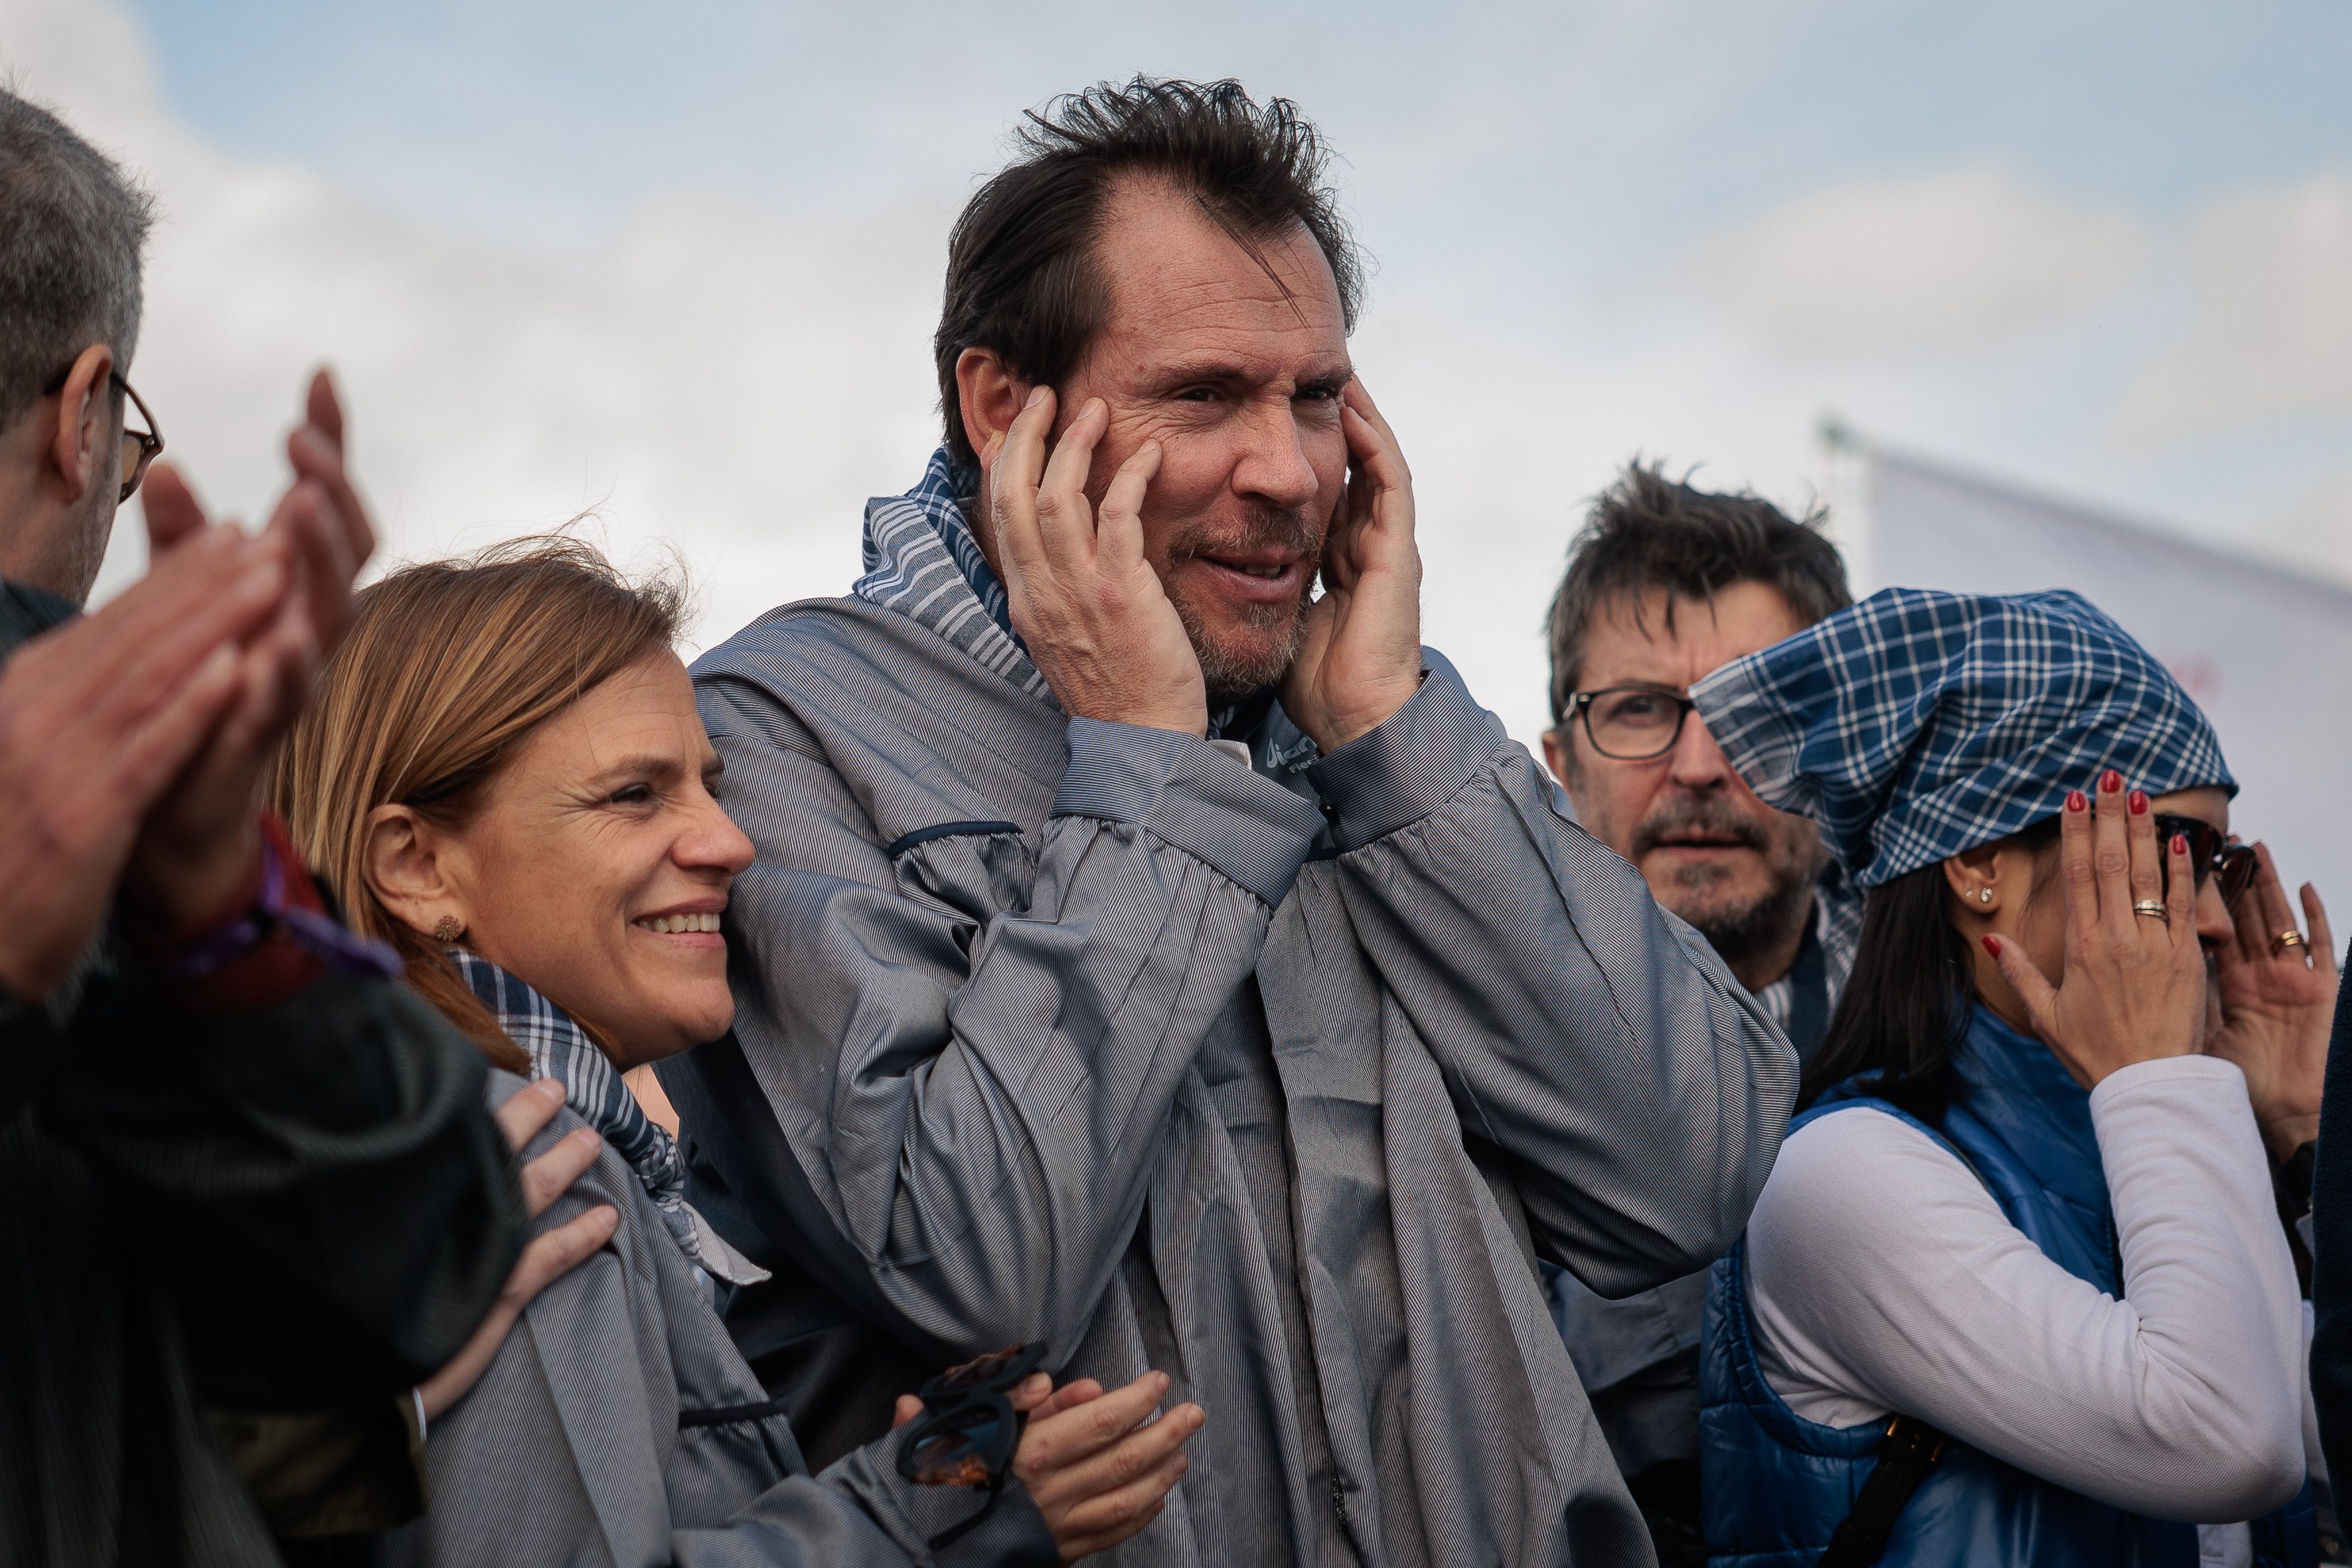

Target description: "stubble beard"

left=1632, top=795, right=1828, bottom=973
left=1164, top=504, right=1324, bottom=707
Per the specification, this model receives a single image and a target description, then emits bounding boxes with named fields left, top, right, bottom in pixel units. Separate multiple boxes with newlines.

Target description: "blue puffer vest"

left=1699, top=1006, right=2315, bottom=1567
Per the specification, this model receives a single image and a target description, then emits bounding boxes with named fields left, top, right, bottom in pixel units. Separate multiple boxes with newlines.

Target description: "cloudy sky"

left=5, top=0, right=2348, bottom=745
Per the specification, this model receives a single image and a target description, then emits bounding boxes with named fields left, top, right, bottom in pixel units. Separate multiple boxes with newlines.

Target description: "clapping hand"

left=981, top=387, right=1207, bottom=738
left=1280, top=377, right=1423, bottom=753
left=122, top=370, right=376, bottom=938
left=2208, top=842, right=2333, bottom=1160
left=1987, top=772, right=2208, bottom=1087
left=0, top=528, right=285, bottom=998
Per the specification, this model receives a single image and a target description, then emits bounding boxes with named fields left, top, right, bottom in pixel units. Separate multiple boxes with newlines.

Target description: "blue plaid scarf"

left=1692, top=587, right=2234, bottom=888
left=852, top=447, right=1051, bottom=702
left=851, top=446, right=1314, bottom=753
left=449, top=949, right=768, bottom=1291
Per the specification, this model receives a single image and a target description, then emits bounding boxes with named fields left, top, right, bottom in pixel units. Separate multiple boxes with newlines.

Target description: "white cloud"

left=3, top=0, right=959, bottom=653
left=7, top=0, right=2347, bottom=761
left=2117, top=174, right=2352, bottom=439
left=1695, top=167, right=2146, bottom=354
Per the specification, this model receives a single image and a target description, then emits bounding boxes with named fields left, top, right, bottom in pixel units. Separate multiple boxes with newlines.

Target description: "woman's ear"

left=364, top=805, right=463, bottom=937
left=1943, top=842, right=2006, bottom=917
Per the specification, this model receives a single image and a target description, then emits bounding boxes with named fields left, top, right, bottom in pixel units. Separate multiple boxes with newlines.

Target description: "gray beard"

left=1688, top=868, right=1818, bottom=974
left=1181, top=591, right=1313, bottom=707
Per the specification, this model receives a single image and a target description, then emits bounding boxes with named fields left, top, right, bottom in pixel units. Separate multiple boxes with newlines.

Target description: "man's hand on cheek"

left=1281, top=377, right=1423, bottom=753
left=984, top=387, right=1209, bottom=738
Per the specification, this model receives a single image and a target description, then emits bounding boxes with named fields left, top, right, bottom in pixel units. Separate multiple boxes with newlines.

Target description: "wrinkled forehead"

left=1581, top=583, right=1809, bottom=686
left=1085, top=179, right=1348, bottom=370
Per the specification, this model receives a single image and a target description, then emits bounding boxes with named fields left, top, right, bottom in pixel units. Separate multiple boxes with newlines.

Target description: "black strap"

left=1816, top=1416, right=1950, bottom=1568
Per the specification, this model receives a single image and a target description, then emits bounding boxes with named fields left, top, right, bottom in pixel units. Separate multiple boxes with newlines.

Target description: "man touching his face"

left=666, top=81, right=1796, bottom=1567
left=1538, top=465, right=1858, bottom=1566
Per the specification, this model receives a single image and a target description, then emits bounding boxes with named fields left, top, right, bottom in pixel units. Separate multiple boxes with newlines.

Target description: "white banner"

left=1857, top=444, right=2351, bottom=918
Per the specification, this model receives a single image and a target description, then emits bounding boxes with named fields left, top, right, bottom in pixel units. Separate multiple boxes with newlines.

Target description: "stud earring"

left=431, top=914, right=466, bottom=944
left=1978, top=888, right=1994, bottom=905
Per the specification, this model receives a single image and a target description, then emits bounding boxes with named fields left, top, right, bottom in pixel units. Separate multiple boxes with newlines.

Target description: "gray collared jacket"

left=372, top=1073, right=1056, bottom=1568
left=673, top=593, right=1796, bottom=1567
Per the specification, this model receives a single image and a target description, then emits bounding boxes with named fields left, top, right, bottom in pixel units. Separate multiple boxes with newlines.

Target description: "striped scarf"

left=851, top=447, right=1052, bottom=703
left=850, top=446, right=1310, bottom=754
left=448, top=949, right=768, bottom=1291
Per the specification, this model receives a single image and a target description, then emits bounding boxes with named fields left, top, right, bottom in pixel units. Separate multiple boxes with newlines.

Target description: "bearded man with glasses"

left=1535, top=463, right=1859, bottom=1567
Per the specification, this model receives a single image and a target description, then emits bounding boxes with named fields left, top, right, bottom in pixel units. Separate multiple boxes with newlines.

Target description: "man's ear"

left=954, top=347, right=1030, bottom=473
left=47, top=343, right=114, bottom=506
left=1540, top=727, right=1576, bottom=793
left=364, top=804, right=464, bottom=937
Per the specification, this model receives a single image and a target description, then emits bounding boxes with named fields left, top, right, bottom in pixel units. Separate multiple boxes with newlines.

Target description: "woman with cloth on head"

left=1689, top=588, right=2334, bottom=1568
left=269, top=537, right=1201, bottom=1567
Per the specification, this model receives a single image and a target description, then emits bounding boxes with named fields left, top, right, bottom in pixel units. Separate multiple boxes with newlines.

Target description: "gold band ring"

left=2131, top=900, right=2169, bottom=921
left=2273, top=929, right=2309, bottom=955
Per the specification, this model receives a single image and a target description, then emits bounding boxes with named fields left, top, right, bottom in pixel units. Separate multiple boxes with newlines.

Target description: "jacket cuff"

left=1052, top=718, right=1325, bottom=905
left=840, top=1426, right=1059, bottom=1567
left=1304, top=650, right=1506, bottom=851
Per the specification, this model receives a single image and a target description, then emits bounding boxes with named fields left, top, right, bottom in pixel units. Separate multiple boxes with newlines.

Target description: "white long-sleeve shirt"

left=1745, top=1055, right=2310, bottom=1567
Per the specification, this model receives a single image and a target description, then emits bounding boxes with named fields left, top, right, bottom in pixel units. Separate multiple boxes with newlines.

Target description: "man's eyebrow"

left=1144, top=358, right=1355, bottom=392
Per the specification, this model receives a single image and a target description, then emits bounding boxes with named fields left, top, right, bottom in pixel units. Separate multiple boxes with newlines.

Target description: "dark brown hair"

left=1544, top=461, right=1851, bottom=726
left=933, top=76, right=1363, bottom=469
left=268, top=536, right=684, bottom=1071
left=1802, top=817, right=2063, bottom=1119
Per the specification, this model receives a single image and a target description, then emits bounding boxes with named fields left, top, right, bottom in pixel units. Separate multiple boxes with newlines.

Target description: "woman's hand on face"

left=1988, top=771, right=2208, bottom=1088
left=2208, top=842, right=2335, bottom=1160
left=418, top=1079, right=619, bottom=1421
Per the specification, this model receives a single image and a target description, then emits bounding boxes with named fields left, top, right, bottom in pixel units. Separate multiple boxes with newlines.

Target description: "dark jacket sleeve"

left=2309, top=951, right=2352, bottom=1486
left=37, top=968, right=524, bottom=1405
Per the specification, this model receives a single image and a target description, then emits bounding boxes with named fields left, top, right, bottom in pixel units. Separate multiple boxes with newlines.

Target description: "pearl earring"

left=432, top=914, right=466, bottom=944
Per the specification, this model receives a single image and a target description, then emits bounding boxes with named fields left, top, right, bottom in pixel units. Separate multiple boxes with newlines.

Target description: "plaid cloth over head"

left=1689, top=587, right=2234, bottom=888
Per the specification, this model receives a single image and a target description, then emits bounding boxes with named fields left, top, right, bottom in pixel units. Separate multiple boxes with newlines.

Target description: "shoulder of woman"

left=1757, top=1106, right=2000, bottom=1257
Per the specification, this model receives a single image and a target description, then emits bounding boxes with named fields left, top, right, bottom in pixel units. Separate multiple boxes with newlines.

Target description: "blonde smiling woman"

left=271, top=538, right=1198, bottom=1567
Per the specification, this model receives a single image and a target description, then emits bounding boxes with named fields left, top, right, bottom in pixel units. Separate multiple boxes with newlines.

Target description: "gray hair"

left=0, top=87, right=154, bottom=430
left=1544, top=461, right=1852, bottom=726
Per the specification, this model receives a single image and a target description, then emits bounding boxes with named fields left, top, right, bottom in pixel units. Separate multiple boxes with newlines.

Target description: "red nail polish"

left=2171, top=833, right=2188, bottom=854
left=2067, top=790, right=2087, bottom=812
left=2128, top=790, right=2148, bottom=815
left=1982, top=935, right=2001, bottom=957
left=2100, top=769, right=2122, bottom=792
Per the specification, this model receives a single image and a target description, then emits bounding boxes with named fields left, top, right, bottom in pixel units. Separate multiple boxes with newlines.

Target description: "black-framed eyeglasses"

left=2152, top=813, right=2259, bottom=907
left=42, top=363, right=165, bottom=503
left=896, top=1342, right=1046, bottom=1549
left=1555, top=684, right=1699, bottom=761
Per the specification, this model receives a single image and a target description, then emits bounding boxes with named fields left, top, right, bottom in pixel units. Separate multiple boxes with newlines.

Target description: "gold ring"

left=2273, top=930, right=2309, bottom=955
left=2131, top=900, right=2169, bottom=920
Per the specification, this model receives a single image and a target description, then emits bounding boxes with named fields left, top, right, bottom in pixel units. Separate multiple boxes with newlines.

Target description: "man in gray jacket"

left=665, top=78, right=1796, bottom=1566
